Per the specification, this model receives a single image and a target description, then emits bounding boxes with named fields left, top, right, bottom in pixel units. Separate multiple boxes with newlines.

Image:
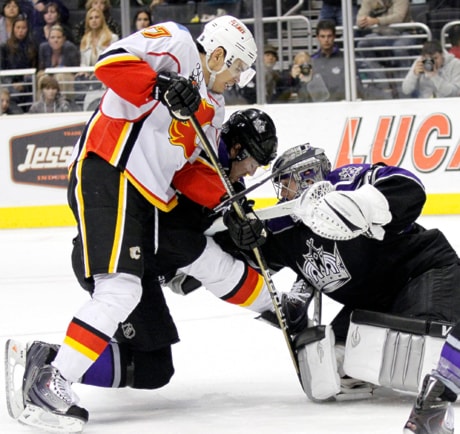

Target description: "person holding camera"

left=277, top=51, right=314, bottom=102
left=401, top=39, right=460, bottom=98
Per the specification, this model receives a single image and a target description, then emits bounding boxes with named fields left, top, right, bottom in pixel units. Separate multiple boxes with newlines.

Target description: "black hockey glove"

left=155, top=71, right=201, bottom=121
left=223, top=198, right=267, bottom=251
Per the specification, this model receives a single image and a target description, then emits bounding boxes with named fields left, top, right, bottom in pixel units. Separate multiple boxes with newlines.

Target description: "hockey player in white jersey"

left=7, top=15, right=257, bottom=432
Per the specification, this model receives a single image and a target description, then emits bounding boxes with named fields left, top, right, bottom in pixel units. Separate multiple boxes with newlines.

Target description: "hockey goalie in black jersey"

left=242, top=144, right=460, bottom=409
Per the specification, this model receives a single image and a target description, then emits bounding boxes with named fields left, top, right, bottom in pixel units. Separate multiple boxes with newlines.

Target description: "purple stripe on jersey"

left=81, top=344, right=114, bottom=387
left=437, top=341, right=460, bottom=390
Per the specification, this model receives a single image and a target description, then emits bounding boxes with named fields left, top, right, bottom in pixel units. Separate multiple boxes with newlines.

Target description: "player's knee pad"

left=93, top=272, right=143, bottom=320
left=129, top=346, right=175, bottom=389
left=295, top=325, right=341, bottom=402
left=343, top=310, right=453, bottom=393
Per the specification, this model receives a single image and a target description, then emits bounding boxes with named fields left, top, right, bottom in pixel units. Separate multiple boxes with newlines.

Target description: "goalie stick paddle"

left=188, top=115, right=301, bottom=380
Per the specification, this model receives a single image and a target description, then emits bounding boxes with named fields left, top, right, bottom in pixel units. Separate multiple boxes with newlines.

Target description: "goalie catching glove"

left=155, top=71, right=201, bottom=121
left=294, top=181, right=392, bottom=241
left=223, top=198, right=267, bottom=250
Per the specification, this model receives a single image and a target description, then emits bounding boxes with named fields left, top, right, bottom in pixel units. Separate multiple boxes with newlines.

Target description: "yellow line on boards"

left=0, top=194, right=459, bottom=229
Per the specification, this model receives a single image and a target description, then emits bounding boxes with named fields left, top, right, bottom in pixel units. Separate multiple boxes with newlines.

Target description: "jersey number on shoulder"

left=142, top=25, right=172, bottom=39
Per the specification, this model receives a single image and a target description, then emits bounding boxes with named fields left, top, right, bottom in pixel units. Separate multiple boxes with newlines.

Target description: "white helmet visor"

left=227, top=58, right=255, bottom=87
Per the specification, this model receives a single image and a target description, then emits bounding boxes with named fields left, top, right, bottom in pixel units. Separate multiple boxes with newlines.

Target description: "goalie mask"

left=197, top=15, right=257, bottom=88
left=221, top=109, right=278, bottom=166
left=272, top=144, right=331, bottom=200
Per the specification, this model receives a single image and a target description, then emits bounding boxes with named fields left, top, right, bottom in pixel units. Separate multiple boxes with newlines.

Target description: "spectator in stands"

left=74, top=6, right=118, bottom=105
left=401, top=39, right=460, bottom=98
left=0, top=0, right=21, bottom=45
left=33, top=1, right=74, bottom=44
left=310, top=19, right=365, bottom=101
left=38, top=24, right=80, bottom=70
left=319, top=0, right=358, bottom=26
left=79, top=6, right=118, bottom=67
left=448, top=24, right=460, bottom=59
left=132, top=7, right=152, bottom=33
left=0, top=13, right=37, bottom=68
left=74, top=0, right=121, bottom=45
left=0, top=14, right=37, bottom=107
left=28, top=74, right=72, bottom=113
left=236, top=44, right=282, bottom=104
left=37, top=23, right=80, bottom=101
left=0, top=87, right=23, bottom=114
left=277, top=51, right=315, bottom=102
left=20, top=0, right=69, bottom=32
left=356, top=0, right=415, bottom=97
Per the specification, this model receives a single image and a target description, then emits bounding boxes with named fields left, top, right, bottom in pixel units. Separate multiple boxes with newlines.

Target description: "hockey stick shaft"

left=205, top=197, right=301, bottom=236
left=189, top=115, right=300, bottom=378
left=214, top=149, right=312, bottom=213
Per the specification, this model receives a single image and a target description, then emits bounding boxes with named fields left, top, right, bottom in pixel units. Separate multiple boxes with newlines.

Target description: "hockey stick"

left=205, top=197, right=302, bottom=235
left=189, top=115, right=301, bottom=379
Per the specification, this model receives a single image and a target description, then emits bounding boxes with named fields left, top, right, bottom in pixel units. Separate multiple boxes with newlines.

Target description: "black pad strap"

left=351, top=309, right=454, bottom=338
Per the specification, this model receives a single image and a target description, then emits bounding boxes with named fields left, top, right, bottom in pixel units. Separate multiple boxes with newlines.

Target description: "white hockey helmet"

left=197, top=15, right=257, bottom=87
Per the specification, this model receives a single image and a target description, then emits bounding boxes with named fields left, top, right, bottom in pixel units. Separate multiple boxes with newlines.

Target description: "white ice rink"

left=1, top=215, right=459, bottom=434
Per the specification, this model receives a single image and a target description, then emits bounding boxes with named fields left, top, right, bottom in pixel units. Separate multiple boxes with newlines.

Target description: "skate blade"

left=4, top=339, right=27, bottom=419
left=19, top=404, right=85, bottom=433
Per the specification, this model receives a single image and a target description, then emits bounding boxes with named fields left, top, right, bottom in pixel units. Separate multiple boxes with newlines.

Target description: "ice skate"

left=403, top=374, right=456, bottom=434
left=5, top=339, right=27, bottom=419
left=16, top=342, right=89, bottom=433
left=281, top=280, right=314, bottom=334
left=257, top=281, right=313, bottom=334
left=5, top=339, right=59, bottom=420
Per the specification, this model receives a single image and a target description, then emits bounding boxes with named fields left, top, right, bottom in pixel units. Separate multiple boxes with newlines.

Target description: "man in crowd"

left=310, top=19, right=365, bottom=101
left=401, top=39, right=460, bottom=98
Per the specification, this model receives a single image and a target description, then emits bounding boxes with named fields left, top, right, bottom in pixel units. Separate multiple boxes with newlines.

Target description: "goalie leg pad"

left=295, top=325, right=341, bottom=401
left=343, top=310, right=451, bottom=393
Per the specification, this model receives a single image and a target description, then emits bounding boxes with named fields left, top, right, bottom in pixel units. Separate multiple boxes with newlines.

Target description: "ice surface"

left=0, top=215, right=459, bottom=433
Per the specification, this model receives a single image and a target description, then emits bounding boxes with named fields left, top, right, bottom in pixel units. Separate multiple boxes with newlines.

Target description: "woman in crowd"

left=0, top=0, right=21, bottom=45
left=79, top=6, right=118, bottom=67
left=33, top=1, right=74, bottom=45
left=132, top=7, right=152, bottom=33
left=37, top=24, right=80, bottom=101
left=38, top=24, right=80, bottom=70
left=0, top=14, right=37, bottom=107
left=73, top=0, right=121, bottom=45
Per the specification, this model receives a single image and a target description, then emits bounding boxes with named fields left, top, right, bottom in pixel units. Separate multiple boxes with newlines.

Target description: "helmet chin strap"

left=205, top=55, right=227, bottom=90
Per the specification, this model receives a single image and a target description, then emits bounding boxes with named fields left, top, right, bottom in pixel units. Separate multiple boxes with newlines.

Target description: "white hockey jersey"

left=70, top=22, right=226, bottom=211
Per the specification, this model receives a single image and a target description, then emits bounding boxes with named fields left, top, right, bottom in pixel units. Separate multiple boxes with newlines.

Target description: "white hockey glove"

left=295, top=182, right=392, bottom=241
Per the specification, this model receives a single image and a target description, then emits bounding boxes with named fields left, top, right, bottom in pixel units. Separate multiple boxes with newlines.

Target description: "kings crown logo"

left=300, top=239, right=350, bottom=294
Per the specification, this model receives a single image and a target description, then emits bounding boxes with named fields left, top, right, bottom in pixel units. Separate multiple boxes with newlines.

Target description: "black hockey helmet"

left=221, top=108, right=278, bottom=166
left=272, top=143, right=331, bottom=199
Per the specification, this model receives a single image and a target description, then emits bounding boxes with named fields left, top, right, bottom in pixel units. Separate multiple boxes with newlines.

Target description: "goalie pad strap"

left=295, top=325, right=341, bottom=401
left=351, top=309, right=454, bottom=338
left=343, top=310, right=453, bottom=393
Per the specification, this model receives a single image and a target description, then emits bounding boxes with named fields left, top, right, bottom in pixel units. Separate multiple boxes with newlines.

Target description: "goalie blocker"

left=294, top=310, right=453, bottom=401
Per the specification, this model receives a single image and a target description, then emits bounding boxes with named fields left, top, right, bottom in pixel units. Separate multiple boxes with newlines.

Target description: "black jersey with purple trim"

left=263, top=163, right=459, bottom=311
